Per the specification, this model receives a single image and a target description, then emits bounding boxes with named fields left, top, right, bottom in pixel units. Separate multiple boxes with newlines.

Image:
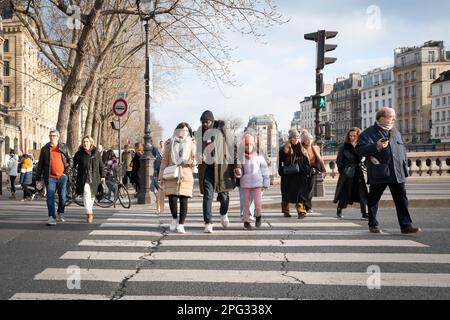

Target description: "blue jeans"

left=46, top=176, right=68, bottom=218
left=202, top=165, right=229, bottom=224
left=239, top=186, right=254, bottom=217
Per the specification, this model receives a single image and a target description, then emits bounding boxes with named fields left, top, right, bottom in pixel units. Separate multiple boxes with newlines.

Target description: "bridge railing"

left=323, top=151, right=450, bottom=179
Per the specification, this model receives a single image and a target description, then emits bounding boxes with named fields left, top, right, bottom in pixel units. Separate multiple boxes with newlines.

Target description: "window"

left=443, top=97, right=447, bottom=106
left=3, top=61, right=10, bottom=77
left=363, top=92, right=366, bottom=100
left=412, top=118, right=416, bottom=131
left=388, top=86, right=392, bottom=94
left=369, top=102, right=372, bottom=113
left=398, top=74, right=403, bottom=83
left=382, top=99, right=386, bottom=107
left=405, top=72, right=410, bottom=82
left=428, top=51, right=435, bottom=63
left=389, top=98, right=392, bottom=107
left=375, top=101, right=379, bottom=111
left=363, top=103, right=367, bottom=114
left=405, top=119, right=410, bottom=132
left=375, top=90, right=379, bottom=97
left=405, top=87, right=410, bottom=98
left=401, top=56, right=406, bottom=67
left=448, top=126, right=450, bottom=136
left=436, top=112, right=440, bottom=122
left=430, top=69, right=437, bottom=80
left=399, top=104, right=403, bottom=114
left=405, top=103, right=409, bottom=114
left=382, top=88, right=386, bottom=96
left=440, top=84, right=444, bottom=94
left=412, top=86, right=416, bottom=98
left=415, top=52, right=420, bottom=63
left=436, top=98, right=440, bottom=107
left=3, top=39, right=9, bottom=52
left=368, top=91, right=372, bottom=98
left=442, top=111, right=446, bottom=121
left=442, top=127, right=445, bottom=137
left=411, top=71, right=417, bottom=81
left=412, top=101, right=416, bottom=113
left=4, top=86, right=10, bottom=103
left=363, top=118, right=367, bottom=129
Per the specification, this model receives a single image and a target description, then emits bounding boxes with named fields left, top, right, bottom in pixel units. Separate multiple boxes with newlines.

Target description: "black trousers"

left=10, top=176, right=16, bottom=193
left=168, top=195, right=188, bottom=224
left=367, top=182, right=413, bottom=229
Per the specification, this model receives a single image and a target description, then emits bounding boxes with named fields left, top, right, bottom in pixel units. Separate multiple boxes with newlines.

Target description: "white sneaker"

left=46, top=217, right=57, bottom=226
left=176, top=224, right=185, bottom=234
left=221, top=214, right=230, bottom=228
left=57, top=215, right=65, bottom=223
left=204, top=223, right=214, bottom=233
left=31, top=194, right=36, bottom=201
left=170, top=219, right=178, bottom=232
left=249, top=215, right=255, bottom=221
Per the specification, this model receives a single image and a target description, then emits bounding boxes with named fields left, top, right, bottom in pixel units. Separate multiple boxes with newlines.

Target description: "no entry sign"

left=112, top=98, right=128, bottom=117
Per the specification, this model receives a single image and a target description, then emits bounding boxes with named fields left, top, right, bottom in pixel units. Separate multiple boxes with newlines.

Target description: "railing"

left=323, top=151, right=450, bottom=178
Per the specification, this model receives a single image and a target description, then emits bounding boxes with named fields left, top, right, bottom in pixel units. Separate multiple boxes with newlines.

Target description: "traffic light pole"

left=314, top=69, right=325, bottom=197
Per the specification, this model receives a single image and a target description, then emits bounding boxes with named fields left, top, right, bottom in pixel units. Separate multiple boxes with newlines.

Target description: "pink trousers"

left=242, top=187, right=263, bottom=222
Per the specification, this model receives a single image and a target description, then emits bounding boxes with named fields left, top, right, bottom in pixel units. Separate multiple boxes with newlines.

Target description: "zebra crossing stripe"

left=100, top=222, right=360, bottom=228
left=60, top=251, right=450, bottom=263
left=77, top=239, right=427, bottom=248
left=33, top=268, right=450, bottom=287
left=89, top=230, right=163, bottom=236
left=106, top=216, right=337, bottom=222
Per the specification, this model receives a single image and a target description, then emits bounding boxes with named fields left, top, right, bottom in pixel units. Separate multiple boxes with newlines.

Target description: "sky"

left=151, top=0, right=450, bottom=140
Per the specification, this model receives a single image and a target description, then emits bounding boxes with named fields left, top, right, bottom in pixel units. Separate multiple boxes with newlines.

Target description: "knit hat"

left=288, top=129, right=300, bottom=139
left=200, top=110, right=215, bottom=122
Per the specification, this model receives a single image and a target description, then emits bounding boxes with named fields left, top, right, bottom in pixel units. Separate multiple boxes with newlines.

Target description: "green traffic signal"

left=313, top=96, right=326, bottom=109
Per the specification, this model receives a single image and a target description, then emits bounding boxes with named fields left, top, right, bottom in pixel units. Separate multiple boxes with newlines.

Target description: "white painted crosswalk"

left=9, top=209, right=450, bottom=300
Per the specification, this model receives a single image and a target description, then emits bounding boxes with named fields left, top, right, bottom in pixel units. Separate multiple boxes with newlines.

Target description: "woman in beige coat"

left=159, top=122, right=197, bottom=233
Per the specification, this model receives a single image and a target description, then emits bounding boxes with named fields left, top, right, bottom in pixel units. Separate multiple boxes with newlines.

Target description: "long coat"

left=356, top=124, right=409, bottom=184
left=73, top=147, right=104, bottom=196
left=159, top=138, right=197, bottom=198
left=278, top=142, right=312, bottom=204
left=333, top=143, right=368, bottom=207
left=196, top=120, right=237, bottom=194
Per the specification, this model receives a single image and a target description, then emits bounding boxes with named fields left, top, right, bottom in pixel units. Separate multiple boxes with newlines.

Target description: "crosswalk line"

left=33, top=268, right=450, bottom=287
left=60, top=251, right=450, bottom=263
left=106, top=216, right=337, bottom=222
left=111, top=212, right=324, bottom=217
left=9, top=293, right=289, bottom=300
left=89, top=229, right=381, bottom=236
left=77, top=239, right=427, bottom=248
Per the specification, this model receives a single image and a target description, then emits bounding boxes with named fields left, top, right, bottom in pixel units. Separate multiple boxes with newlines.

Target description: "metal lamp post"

left=136, top=0, right=154, bottom=204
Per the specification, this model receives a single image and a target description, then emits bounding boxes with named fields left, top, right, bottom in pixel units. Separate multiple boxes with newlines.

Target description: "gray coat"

left=355, top=124, right=408, bottom=184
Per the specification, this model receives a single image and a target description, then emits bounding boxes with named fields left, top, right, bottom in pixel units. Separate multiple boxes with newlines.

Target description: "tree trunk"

left=68, top=104, right=81, bottom=152
left=84, top=82, right=98, bottom=137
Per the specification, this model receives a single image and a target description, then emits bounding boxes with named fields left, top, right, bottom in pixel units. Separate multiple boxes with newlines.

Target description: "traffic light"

left=304, top=30, right=338, bottom=70
left=312, top=95, right=326, bottom=109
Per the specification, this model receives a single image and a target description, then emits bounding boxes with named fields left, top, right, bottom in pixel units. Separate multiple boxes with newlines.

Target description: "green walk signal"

left=313, top=95, right=326, bottom=109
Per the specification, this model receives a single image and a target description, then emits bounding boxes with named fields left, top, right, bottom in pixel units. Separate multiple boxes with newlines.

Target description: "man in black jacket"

left=356, top=107, right=420, bottom=234
left=36, top=130, right=72, bottom=226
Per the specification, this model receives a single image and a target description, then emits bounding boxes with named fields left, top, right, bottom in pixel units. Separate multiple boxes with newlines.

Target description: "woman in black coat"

left=130, top=143, right=144, bottom=195
left=278, top=130, right=312, bottom=219
left=333, top=128, right=368, bottom=219
left=73, top=136, right=104, bottom=223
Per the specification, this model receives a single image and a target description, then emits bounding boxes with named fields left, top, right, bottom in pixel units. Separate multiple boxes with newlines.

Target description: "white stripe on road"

left=60, top=251, right=450, bottom=263
left=89, top=230, right=163, bottom=237
left=89, top=229, right=380, bottom=236
left=159, top=239, right=427, bottom=247
left=78, top=239, right=426, bottom=248
left=9, top=293, right=288, bottom=300
left=78, top=240, right=155, bottom=247
left=100, top=222, right=360, bottom=228
left=111, top=212, right=324, bottom=217
left=107, top=216, right=336, bottom=222
left=33, top=268, right=450, bottom=287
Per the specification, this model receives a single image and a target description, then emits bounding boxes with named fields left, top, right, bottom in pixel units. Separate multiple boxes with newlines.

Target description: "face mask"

left=376, top=121, right=394, bottom=131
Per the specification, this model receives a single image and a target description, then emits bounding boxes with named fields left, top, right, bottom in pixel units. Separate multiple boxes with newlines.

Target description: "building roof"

left=432, top=70, right=450, bottom=85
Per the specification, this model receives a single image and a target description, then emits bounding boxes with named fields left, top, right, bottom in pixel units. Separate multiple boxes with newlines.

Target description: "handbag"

left=283, top=163, right=300, bottom=175
left=162, top=165, right=180, bottom=180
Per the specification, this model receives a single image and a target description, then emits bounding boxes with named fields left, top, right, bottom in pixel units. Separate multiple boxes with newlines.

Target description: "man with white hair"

left=356, top=107, right=420, bottom=234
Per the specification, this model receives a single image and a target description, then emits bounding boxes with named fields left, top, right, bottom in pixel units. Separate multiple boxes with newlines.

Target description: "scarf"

left=376, top=121, right=394, bottom=131
left=171, top=136, right=191, bottom=165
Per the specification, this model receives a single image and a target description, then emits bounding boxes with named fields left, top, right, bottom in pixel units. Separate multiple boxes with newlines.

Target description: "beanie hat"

left=288, top=129, right=300, bottom=139
left=200, top=110, right=215, bottom=122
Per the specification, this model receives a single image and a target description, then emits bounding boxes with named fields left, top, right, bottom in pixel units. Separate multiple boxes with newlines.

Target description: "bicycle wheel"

left=95, top=195, right=114, bottom=208
left=118, top=184, right=131, bottom=209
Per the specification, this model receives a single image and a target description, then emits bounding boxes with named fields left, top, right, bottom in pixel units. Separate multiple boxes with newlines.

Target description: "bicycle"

left=95, top=174, right=131, bottom=209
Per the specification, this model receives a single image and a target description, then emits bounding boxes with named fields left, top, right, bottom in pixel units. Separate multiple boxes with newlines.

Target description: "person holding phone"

left=356, top=107, right=421, bottom=234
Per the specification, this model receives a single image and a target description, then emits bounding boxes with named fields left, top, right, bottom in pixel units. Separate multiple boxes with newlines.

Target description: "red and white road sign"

left=112, top=98, right=128, bottom=117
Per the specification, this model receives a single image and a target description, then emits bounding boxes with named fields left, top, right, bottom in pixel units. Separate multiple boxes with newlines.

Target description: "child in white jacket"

left=238, top=134, right=270, bottom=230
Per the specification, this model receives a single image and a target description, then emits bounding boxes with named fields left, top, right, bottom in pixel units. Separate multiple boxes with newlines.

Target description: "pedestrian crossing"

left=8, top=209, right=450, bottom=300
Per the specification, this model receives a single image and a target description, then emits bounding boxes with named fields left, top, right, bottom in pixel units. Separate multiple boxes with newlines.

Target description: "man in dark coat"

left=356, top=107, right=420, bottom=234
left=196, top=110, right=238, bottom=233
left=36, top=130, right=72, bottom=226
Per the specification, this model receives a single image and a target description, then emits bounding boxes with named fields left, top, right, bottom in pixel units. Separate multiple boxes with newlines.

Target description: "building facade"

left=361, top=67, right=395, bottom=131
left=290, top=110, right=301, bottom=132
left=394, top=41, right=450, bottom=143
left=2, top=14, right=62, bottom=157
left=331, top=73, right=362, bottom=143
left=431, top=70, right=450, bottom=142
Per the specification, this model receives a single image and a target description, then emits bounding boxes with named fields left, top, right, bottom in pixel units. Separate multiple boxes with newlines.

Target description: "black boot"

left=336, top=208, right=343, bottom=218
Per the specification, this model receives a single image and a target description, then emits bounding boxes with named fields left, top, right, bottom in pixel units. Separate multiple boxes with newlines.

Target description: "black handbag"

left=283, top=163, right=300, bottom=175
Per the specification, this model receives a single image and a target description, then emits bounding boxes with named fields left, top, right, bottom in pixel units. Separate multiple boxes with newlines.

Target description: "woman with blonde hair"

left=73, top=136, right=104, bottom=223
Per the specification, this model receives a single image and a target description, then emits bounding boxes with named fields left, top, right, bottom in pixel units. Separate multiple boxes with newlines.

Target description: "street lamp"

left=136, top=0, right=154, bottom=204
